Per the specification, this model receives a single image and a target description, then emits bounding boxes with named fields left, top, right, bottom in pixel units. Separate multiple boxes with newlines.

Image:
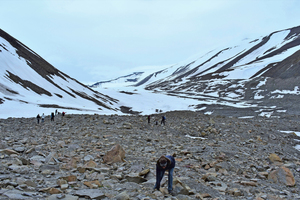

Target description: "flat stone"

left=75, top=189, right=105, bottom=199
left=240, top=181, right=258, bottom=186
left=46, top=194, right=79, bottom=200
left=1, top=189, right=35, bottom=199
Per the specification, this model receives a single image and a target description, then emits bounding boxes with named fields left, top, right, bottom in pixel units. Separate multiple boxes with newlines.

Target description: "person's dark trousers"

left=154, top=167, right=174, bottom=192
left=154, top=169, right=164, bottom=190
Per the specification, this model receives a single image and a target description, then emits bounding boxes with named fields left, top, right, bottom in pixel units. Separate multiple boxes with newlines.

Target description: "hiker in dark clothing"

left=36, top=114, right=41, bottom=124
left=154, top=155, right=176, bottom=194
left=161, top=115, right=166, bottom=125
left=148, top=115, right=151, bottom=124
left=51, top=112, right=55, bottom=121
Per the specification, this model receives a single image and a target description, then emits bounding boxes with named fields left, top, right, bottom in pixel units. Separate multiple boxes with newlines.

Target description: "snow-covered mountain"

left=0, top=29, right=121, bottom=118
left=1, top=25, right=300, bottom=119
left=92, top=25, right=300, bottom=118
left=135, top=26, right=300, bottom=86
left=89, top=72, right=144, bottom=88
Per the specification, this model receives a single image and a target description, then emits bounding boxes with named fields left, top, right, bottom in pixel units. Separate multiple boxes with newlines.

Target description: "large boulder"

left=103, top=144, right=125, bottom=164
left=268, top=166, right=295, bottom=186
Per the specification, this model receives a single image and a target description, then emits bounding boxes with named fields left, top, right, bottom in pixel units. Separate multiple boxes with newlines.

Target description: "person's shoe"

left=168, top=190, right=175, bottom=196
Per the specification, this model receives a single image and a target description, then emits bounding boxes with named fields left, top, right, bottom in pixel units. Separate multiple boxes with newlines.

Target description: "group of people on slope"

left=36, top=113, right=45, bottom=124
left=36, top=109, right=65, bottom=124
left=148, top=115, right=166, bottom=125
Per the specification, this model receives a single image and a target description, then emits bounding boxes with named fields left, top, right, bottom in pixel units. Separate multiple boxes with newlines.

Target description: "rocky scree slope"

left=0, top=111, right=300, bottom=199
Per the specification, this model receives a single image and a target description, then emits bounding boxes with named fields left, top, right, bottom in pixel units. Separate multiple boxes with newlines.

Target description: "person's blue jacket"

left=156, top=155, right=175, bottom=171
left=154, top=155, right=176, bottom=192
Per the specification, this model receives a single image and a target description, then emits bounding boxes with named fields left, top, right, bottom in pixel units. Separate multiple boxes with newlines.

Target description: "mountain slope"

left=0, top=29, right=120, bottom=118
left=89, top=72, right=144, bottom=88
left=136, top=26, right=300, bottom=87
left=145, top=26, right=300, bottom=117
left=94, top=25, right=300, bottom=118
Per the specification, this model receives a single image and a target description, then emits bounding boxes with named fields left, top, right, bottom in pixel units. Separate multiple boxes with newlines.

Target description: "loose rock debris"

left=0, top=111, right=300, bottom=199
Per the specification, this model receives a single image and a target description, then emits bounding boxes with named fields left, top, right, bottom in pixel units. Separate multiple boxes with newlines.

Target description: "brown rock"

left=256, top=195, right=285, bottom=200
left=84, top=180, right=102, bottom=188
left=62, top=175, right=77, bottom=182
left=57, top=179, right=67, bottom=186
left=257, top=136, right=263, bottom=142
left=201, top=173, right=217, bottom=182
left=77, top=166, right=86, bottom=173
left=269, top=153, right=282, bottom=163
left=139, top=168, right=150, bottom=176
left=195, top=193, right=204, bottom=199
left=68, top=157, right=78, bottom=168
left=201, top=193, right=212, bottom=198
left=240, top=181, right=257, bottom=186
left=61, top=157, right=78, bottom=170
left=228, top=188, right=243, bottom=196
left=268, top=166, right=295, bottom=186
left=103, top=144, right=125, bottom=164
left=0, top=149, right=19, bottom=155
left=258, top=172, right=269, bottom=179
left=218, top=168, right=228, bottom=175
left=204, top=164, right=210, bottom=170
left=175, top=158, right=183, bottom=162
left=84, top=160, right=97, bottom=168
left=255, top=197, right=264, bottom=200
left=49, top=188, right=62, bottom=194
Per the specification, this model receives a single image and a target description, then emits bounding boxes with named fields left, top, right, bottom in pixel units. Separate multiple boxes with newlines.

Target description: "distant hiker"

left=55, top=109, right=58, bottom=116
left=36, top=114, right=41, bottom=124
left=155, top=119, right=158, bottom=125
left=148, top=115, right=151, bottom=124
left=62, top=112, right=65, bottom=117
left=51, top=112, right=55, bottom=121
left=154, top=155, right=176, bottom=195
left=161, top=115, right=166, bottom=125
left=41, top=113, right=45, bottom=123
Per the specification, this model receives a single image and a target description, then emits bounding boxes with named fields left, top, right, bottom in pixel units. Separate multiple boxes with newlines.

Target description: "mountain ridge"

left=0, top=29, right=121, bottom=118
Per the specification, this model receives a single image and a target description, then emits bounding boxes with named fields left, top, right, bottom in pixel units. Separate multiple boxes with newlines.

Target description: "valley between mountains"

left=1, top=22, right=300, bottom=200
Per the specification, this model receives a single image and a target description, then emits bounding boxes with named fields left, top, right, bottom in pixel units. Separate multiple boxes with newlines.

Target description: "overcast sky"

left=1, top=0, right=300, bottom=85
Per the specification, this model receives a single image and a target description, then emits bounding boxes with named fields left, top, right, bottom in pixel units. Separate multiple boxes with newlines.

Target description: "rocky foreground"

left=0, top=111, right=300, bottom=200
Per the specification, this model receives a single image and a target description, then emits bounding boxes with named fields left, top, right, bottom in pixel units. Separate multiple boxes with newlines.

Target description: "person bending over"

left=154, top=155, right=175, bottom=194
